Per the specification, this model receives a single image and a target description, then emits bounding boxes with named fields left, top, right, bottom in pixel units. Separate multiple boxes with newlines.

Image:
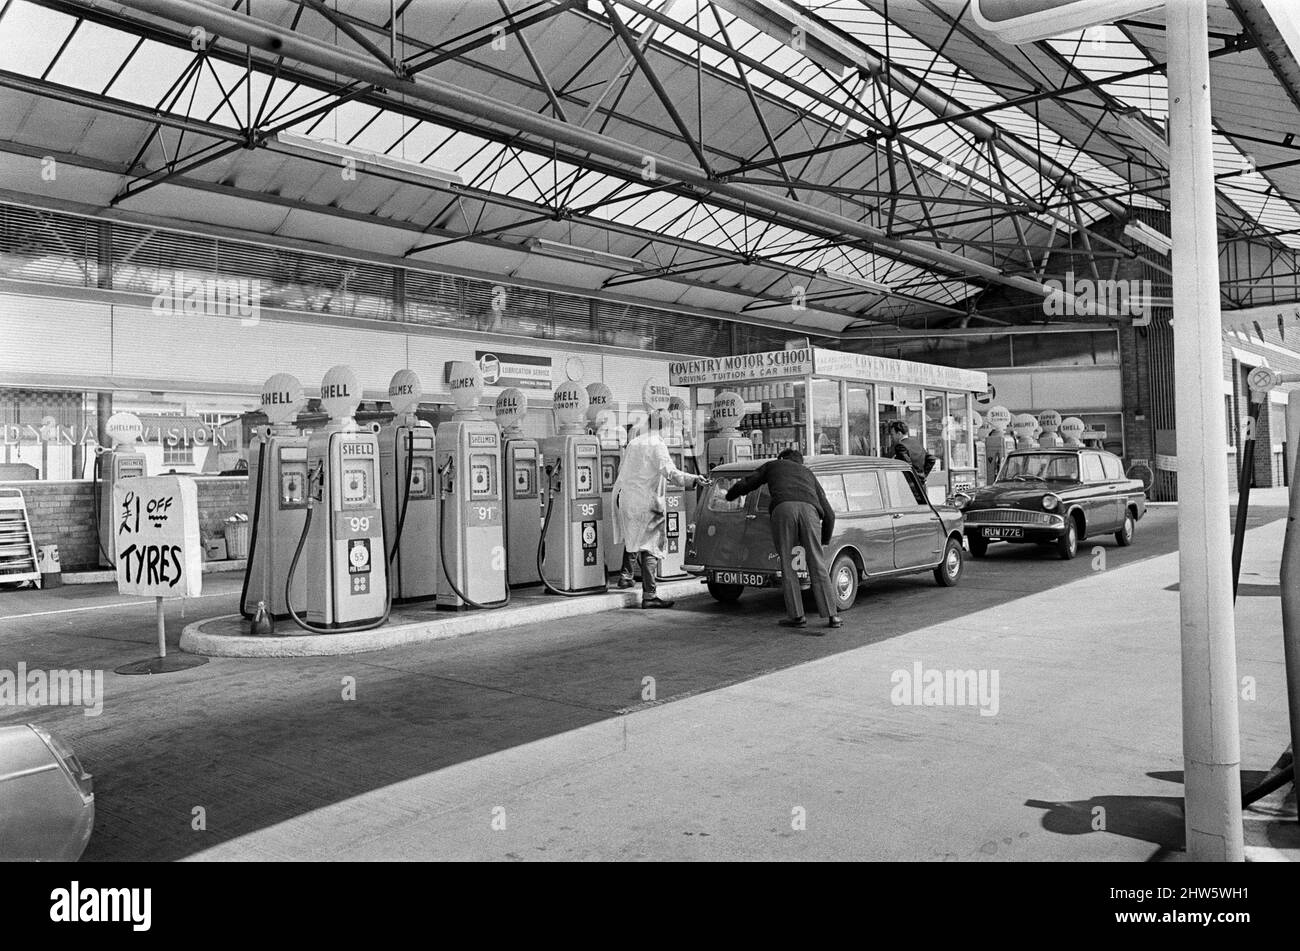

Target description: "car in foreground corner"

left=684, top=455, right=966, bottom=610
left=953, top=447, right=1146, bottom=560
left=0, top=724, right=95, bottom=861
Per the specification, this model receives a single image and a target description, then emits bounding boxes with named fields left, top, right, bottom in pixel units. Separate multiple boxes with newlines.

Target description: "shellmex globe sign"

left=105, top=411, right=143, bottom=448
left=387, top=369, right=422, bottom=417
left=447, top=360, right=485, bottom=414
left=585, top=381, right=613, bottom=424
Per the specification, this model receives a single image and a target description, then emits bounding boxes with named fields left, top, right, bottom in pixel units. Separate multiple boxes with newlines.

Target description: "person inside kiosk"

left=612, top=410, right=710, bottom=608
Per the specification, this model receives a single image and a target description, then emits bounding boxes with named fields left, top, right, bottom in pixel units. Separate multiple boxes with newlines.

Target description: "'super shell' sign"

left=261, top=373, right=304, bottom=426
left=495, top=388, right=527, bottom=431
left=712, top=391, right=745, bottom=431
left=387, top=369, right=422, bottom=416
left=320, top=365, right=361, bottom=421
left=1037, top=409, right=1062, bottom=433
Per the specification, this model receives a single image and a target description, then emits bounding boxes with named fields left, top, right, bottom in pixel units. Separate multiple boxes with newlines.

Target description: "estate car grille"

left=964, top=508, right=1054, bottom=525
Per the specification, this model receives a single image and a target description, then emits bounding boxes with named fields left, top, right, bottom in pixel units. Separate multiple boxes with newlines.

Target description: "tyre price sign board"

left=113, top=475, right=202, bottom=598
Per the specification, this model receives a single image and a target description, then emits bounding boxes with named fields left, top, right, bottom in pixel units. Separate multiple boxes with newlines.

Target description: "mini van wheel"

left=830, top=553, right=860, bottom=612
left=707, top=581, right=743, bottom=603
left=933, top=536, right=963, bottom=587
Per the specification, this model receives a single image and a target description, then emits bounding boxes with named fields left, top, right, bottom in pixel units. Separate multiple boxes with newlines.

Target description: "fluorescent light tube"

left=1116, top=110, right=1169, bottom=166
left=525, top=238, right=647, bottom=272
left=275, top=132, right=464, bottom=186
left=815, top=267, right=891, bottom=293
left=1124, top=220, right=1172, bottom=254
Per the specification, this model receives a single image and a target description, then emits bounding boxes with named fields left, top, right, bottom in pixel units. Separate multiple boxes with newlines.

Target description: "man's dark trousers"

left=771, top=500, right=837, bottom=620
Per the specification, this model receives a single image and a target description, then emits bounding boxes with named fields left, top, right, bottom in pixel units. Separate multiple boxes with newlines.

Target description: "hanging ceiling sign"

left=813, top=348, right=988, bottom=393
left=971, top=0, right=1161, bottom=44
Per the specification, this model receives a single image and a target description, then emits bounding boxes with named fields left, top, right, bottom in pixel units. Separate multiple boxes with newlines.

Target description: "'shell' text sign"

left=113, top=476, right=202, bottom=597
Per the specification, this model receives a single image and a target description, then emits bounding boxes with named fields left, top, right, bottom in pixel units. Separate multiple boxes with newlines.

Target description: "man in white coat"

left=612, top=410, right=709, bottom=608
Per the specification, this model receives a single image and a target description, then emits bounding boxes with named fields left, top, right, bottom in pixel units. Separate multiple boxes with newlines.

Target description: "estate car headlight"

left=951, top=492, right=972, bottom=510
left=1042, top=494, right=1060, bottom=511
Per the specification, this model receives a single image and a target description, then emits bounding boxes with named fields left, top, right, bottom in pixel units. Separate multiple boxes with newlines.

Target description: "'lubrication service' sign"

left=113, top=476, right=202, bottom=598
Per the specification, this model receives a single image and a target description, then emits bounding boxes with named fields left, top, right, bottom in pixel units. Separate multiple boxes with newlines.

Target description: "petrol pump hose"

left=436, top=456, right=511, bottom=610
left=238, top=440, right=268, bottom=620
left=387, top=431, right=415, bottom=566
left=284, top=462, right=393, bottom=634
left=536, top=456, right=608, bottom=598
left=91, top=451, right=113, bottom=567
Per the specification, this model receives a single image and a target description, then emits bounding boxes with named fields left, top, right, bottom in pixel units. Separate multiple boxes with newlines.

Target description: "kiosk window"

left=818, top=474, right=847, bottom=511
left=843, top=471, right=885, bottom=512
left=883, top=469, right=926, bottom=508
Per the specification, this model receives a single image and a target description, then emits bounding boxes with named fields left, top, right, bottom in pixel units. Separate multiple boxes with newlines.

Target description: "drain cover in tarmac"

left=115, top=654, right=211, bottom=675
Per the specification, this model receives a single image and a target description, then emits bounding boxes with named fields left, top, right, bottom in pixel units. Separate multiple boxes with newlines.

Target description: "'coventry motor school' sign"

left=669, top=347, right=815, bottom=386
left=113, top=475, right=202, bottom=598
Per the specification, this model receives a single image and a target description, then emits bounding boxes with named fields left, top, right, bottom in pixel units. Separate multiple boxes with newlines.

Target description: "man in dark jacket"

left=888, top=420, right=936, bottom=480
left=725, top=449, right=842, bottom=632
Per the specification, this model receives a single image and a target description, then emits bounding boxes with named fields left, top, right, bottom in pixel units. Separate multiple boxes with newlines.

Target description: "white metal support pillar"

left=1167, top=0, right=1244, bottom=862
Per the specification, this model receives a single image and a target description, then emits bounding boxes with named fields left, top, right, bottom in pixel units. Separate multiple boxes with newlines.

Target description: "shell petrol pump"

left=436, top=361, right=509, bottom=610
left=286, top=365, right=391, bottom=632
left=1060, top=416, right=1086, bottom=448
left=984, top=405, right=1015, bottom=480
left=667, top=395, right=702, bottom=531
left=240, top=374, right=309, bottom=621
left=587, top=382, right=624, bottom=575
left=498, top=387, right=544, bottom=588
left=538, top=382, right=607, bottom=596
left=1011, top=413, right=1040, bottom=449
left=645, top=379, right=688, bottom=580
left=95, top=411, right=148, bottom=567
left=1037, top=410, right=1064, bottom=448
left=705, top=390, right=754, bottom=470
left=379, top=369, right=438, bottom=604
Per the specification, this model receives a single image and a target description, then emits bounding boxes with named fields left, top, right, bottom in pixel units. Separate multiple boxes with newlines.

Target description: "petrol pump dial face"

left=576, top=464, right=593, bottom=494
left=344, top=466, right=370, bottom=503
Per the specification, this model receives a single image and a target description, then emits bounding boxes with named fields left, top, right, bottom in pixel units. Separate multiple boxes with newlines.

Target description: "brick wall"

left=0, top=476, right=249, bottom=570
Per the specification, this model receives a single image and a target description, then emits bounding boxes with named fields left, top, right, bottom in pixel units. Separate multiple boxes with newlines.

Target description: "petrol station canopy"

left=1, top=0, right=1299, bottom=337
